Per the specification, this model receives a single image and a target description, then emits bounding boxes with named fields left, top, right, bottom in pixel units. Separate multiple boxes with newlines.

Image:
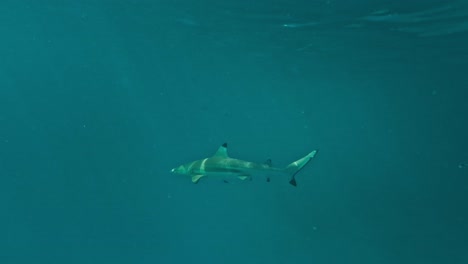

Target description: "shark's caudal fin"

left=285, top=150, right=318, bottom=186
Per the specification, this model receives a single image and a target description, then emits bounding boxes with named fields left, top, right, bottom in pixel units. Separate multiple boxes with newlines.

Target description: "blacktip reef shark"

left=171, top=143, right=318, bottom=186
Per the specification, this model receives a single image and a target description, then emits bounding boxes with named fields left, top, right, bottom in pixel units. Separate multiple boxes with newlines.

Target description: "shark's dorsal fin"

left=213, top=143, right=229, bottom=158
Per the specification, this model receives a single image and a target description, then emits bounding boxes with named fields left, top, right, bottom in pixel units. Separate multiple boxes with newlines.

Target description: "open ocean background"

left=1, top=0, right=467, bottom=263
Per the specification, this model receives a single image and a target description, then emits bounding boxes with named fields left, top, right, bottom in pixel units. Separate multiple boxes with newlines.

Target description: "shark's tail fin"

left=285, top=150, right=318, bottom=186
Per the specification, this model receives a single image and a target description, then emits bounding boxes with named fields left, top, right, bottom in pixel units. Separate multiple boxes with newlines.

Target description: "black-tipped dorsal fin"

left=213, top=143, right=229, bottom=158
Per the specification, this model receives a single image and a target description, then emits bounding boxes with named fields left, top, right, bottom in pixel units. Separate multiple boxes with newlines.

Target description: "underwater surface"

left=1, top=0, right=467, bottom=263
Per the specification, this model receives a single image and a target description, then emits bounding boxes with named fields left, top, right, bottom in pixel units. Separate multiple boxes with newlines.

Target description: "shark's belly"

left=202, top=166, right=284, bottom=178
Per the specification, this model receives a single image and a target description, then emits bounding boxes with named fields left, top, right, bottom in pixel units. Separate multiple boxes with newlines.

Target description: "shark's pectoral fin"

left=191, top=175, right=204, bottom=183
left=238, top=176, right=249, bottom=181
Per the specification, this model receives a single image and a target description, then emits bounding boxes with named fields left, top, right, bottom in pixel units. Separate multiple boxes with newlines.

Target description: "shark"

left=171, top=143, right=318, bottom=186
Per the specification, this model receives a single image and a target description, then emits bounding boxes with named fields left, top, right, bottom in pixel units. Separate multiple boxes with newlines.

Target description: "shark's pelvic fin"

left=213, top=143, right=229, bottom=158
left=192, top=174, right=204, bottom=183
left=286, top=150, right=318, bottom=187
left=238, top=176, right=249, bottom=181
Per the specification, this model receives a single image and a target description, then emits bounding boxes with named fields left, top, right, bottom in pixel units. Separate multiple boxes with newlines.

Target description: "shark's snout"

left=171, top=165, right=187, bottom=175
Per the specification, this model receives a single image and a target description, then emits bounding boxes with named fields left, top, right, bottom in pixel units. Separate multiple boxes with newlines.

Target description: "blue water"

left=1, top=0, right=467, bottom=263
